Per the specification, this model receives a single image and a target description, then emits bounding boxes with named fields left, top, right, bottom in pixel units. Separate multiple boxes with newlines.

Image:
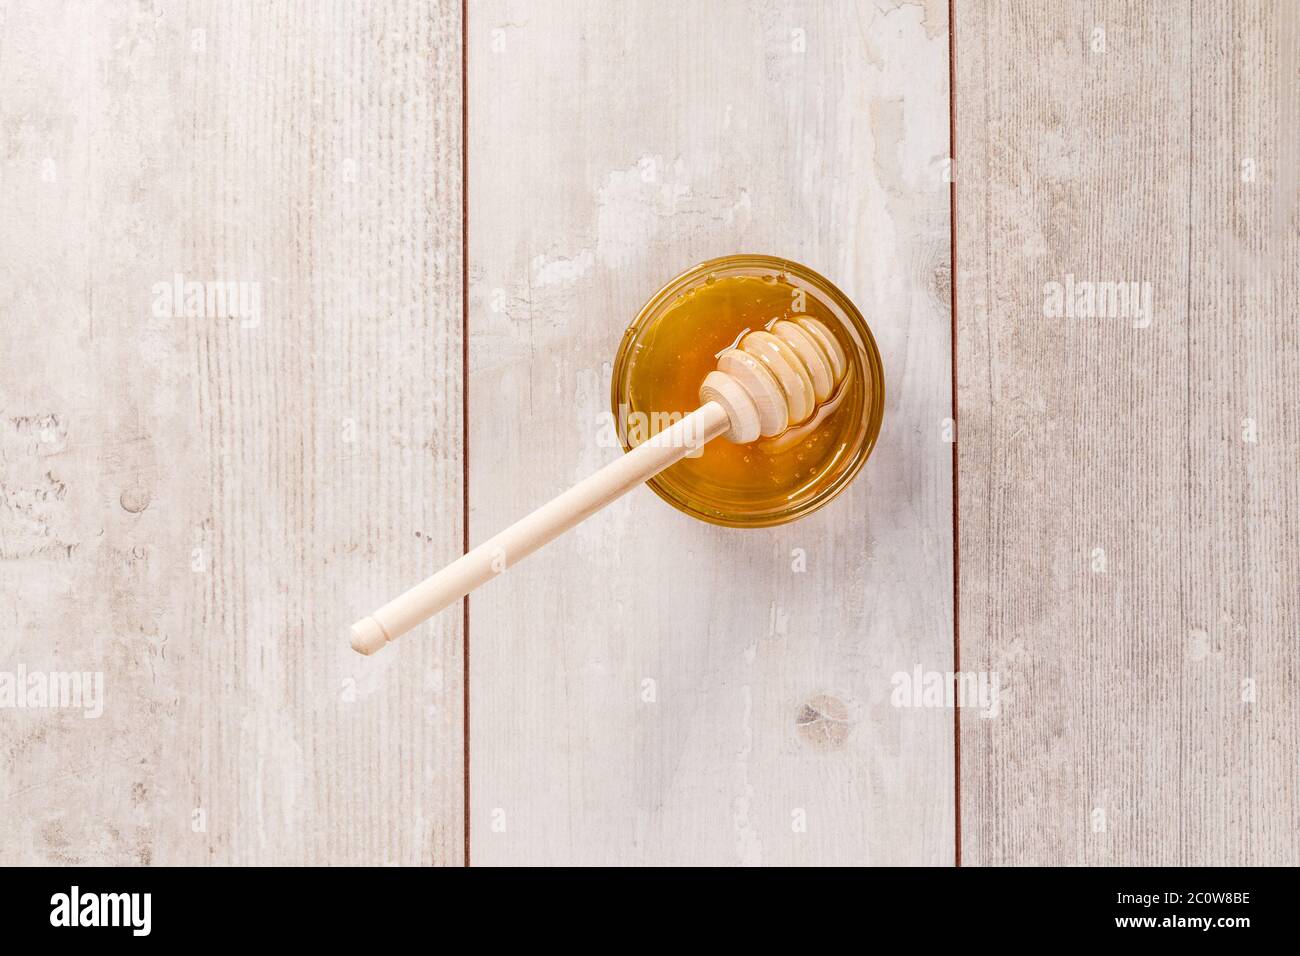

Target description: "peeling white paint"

left=531, top=248, right=594, bottom=286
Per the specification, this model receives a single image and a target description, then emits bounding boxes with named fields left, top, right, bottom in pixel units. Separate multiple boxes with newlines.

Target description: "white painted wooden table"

left=0, top=0, right=1294, bottom=867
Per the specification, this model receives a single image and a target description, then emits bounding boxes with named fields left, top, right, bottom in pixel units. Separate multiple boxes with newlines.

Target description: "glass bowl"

left=610, top=254, right=884, bottom=528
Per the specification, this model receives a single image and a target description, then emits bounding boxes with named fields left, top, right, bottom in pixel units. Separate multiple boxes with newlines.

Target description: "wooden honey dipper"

left=351, top=316, right=849, bottom=654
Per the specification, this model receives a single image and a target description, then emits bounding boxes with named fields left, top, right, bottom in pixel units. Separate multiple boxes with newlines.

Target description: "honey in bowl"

left=611, top=256, right=884, bottom=528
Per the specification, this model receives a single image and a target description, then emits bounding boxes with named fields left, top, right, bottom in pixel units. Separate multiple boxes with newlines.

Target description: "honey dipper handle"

left=350, top=401, right=731, bottom=654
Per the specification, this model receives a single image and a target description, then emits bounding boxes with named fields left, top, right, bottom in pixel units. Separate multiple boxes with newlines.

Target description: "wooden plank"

left=0, top=0, right=464, bottom=865
left=956, top=0, right=1299, bottom=864
left=468, top=0, right=953, bottom=864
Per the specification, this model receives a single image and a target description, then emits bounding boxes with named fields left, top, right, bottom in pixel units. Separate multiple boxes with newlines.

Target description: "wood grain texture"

left=467, top=0, right=953, bottom=865
left=10, top=0, right=1291, bottom=870
left=955, top=0, right=1300, bottom=864
left=0, top=0, right=464, bottom=865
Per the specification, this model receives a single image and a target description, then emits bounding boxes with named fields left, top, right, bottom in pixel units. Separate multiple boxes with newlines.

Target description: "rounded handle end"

left=350, top=616, right=390, bottom=656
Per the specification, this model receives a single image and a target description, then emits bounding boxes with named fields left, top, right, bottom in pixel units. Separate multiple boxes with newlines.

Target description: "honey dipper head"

left=699, top=317, right=848, bottom=444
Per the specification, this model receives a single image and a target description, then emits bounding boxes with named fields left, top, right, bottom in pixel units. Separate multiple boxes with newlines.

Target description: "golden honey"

left=612, top=255, right=884, bottom=527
